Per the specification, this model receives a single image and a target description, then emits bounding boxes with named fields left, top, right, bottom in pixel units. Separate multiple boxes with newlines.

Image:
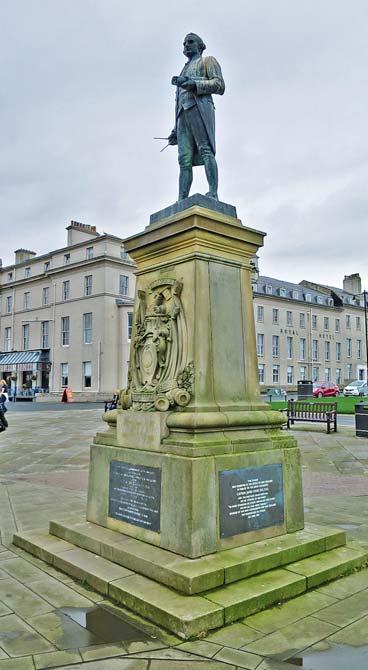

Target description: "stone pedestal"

left=86, top=196, right=304, bottom=557
left=13, top=196, right=368, bottom=639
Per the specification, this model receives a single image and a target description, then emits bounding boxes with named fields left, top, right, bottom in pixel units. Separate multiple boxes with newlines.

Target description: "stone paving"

left=0, top=409, right=368, bottom=669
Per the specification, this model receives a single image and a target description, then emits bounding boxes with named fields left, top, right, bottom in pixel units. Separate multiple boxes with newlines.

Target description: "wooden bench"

left=286, top=400, right=337, bottom=434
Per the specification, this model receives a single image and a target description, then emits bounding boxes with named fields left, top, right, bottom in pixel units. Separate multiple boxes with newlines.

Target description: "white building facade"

left=0, top=222, right=135, bottom=398
left=252, top=271, right=367, bottom=390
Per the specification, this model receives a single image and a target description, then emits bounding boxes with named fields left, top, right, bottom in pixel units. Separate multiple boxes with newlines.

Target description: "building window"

left=357, top=339, right=362, bottom=359
left=346, top=315, right=351, bottom=329
left=119, top=274, right=129, bottom=296
left=292, top=290, right=299, bottom=300
left=325, top=368, right=331, bottom=382
left=272, top=365, right=280, bottom=384
left=22, top=323, right=30, bottom=350
left=356, top=316, right=361, bottom=331
left=299, top=313, right=305, bottom=328
left=336, top=368, right=341, bottom=385
left=64, top=253, right=70, bottom=265
left=335, top=318, right=340, bottom=333
left=346, top=338, right=352, bottom=358
left=346, top=364, right=353, bottom=380
left=41, top=321, right=49, bottom=348
left=324, top=317, right=329, bottom=331
left=4, top=327, right=11, bottom=352
left=6, top=295, right=12, bottom=313
left=62, top=280, right=70, bottom=301
left=317, top=296, right=323, bottom=305
left=44, top=261, right=50, bottom=272
left=84, top=275, right=93, bottom=296
left=265, top=284, right=272, bottom=295
left=61, top=316, right=70, bottom=346
left=312, top=366, right=319, bottom=382
left=86, top=247, right=94, bottom=260
left=305, top=293, right=312, bottom=302
left=128, top=312, right=133, bottom=340
left=7, top=272, right=13, bottom=281
left=42, top=287, right=49, bottom=306
left=257, top=333, right=264, bottom=357
left=286, top=311, right=293, bottom=326
left=83, top=313, right=93, bottom=344
left=272, top=308, right=279, bottom=324
left=324, top=341, right=330, bottom=361
left=336, top=341, right=341, bottom=362
left=312, top=339, right=319, bottom=361
left=287, top=366, right=293, bottom=384
left=287, top=336, right=293, bottom=359
left=258, top=364, right=265, bottom=384
left=312, top=315, right=317, bottom=330
left=24, top=267, right=31, bottom=278
left=83, top=361, right=92, bottom=387
left=61, top=363, right=68, bottom=387
left=299, top=338, right=306, bottom=361
left=272, top=335, right=279, bottom=358
left=279, top=288, right=286, bottom=297
left=23, top=292, right=30, bottom=309
left=299, top=366, right=306, bottom=381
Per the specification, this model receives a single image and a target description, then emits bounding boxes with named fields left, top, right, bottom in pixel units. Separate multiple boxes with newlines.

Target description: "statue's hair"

left=185, top=33, right=206, bottom=54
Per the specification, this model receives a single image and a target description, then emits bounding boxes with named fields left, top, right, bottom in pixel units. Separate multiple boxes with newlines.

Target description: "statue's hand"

left=180, top=78, right=196, bottom=92
left=168, top=130, right=177, bottom=146
left=171, top=76, right=179, bottom=86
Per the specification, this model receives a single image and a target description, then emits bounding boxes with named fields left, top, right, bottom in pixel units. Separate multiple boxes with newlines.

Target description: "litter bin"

left=355, top=403, right=368, bottom=437
left=297, top=380, right=313, bottom=400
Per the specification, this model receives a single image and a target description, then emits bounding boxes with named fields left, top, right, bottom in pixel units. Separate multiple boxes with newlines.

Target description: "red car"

left=313, top=382, right=340, bottom=398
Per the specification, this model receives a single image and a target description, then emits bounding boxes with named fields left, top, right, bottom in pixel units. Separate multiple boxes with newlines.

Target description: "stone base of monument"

left=13, top=522, right=368, bottom=638
left=12, top=197, right=368, bottom=638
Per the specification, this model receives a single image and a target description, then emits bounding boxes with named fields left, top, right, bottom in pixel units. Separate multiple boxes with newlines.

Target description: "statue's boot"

left=178, top=167, right=193, bottom=201
left=204, top=155, right=219, bottom=200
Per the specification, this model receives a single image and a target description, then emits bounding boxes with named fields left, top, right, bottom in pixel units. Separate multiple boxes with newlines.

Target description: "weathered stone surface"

left=53, top=547, right=133, bottom=594
left=149, top=194, right=238, bottom=225
left=243, top=590, right=337, bottom=634
left=33, top=649, right=82, bottom=669
left=285, top=543, right=368, bottom=587
left=214, top=646, right=262, bottom=669
left=205, top=569, right=306, bottom=623
left=0, top=614, right=54, bottom=656
left=109, top=574, right=224, bottom=638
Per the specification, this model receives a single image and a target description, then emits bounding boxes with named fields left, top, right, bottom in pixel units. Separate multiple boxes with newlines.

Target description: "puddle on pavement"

left=287, top=643, right=368, bottom=669
left=58, top=606, right=154, bottom=645
left=334, top=523, right=361, bottom=530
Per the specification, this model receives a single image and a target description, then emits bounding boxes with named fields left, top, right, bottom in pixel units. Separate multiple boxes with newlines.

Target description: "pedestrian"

left=0, top=387, right=8, bottom=433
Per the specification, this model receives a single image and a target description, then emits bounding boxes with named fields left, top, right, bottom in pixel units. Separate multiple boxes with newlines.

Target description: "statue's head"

left=183, top=33, right=206, bottom=58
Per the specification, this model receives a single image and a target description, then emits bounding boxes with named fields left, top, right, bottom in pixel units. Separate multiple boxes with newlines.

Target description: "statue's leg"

left=187, top=107, right=219, bottom=200
left=177, top=111, right=194, bottom=201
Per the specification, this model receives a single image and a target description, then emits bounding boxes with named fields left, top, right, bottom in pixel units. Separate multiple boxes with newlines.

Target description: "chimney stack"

left=343, top=273, right=362, bottom=295
left=14, top=249, right=36, bottom=265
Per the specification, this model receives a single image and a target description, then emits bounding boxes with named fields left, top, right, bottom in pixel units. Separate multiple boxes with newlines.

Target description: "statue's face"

left=183, top=35, right=201, bottom=58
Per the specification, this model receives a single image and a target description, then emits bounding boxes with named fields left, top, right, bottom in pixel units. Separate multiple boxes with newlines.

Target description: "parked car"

left=262, top=387, right=287, bottom=401
left=343, top=380, right=368, bottom=397
left=313, top=382, right=340, bottom=398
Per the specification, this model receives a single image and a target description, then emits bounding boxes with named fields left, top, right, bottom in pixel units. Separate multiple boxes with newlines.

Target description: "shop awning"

left=0, top=350, right=49, bottom=365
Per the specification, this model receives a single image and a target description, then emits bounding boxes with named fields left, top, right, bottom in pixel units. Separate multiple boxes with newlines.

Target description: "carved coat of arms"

left=123, top=278, right=194, bottom=411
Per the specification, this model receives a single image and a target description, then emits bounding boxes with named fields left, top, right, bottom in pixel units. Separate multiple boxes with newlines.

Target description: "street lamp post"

left=364, top=290, right=368, bottom=383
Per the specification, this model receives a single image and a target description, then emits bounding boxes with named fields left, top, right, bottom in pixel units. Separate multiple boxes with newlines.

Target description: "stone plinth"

left=86, top=201, right=304, bottom=558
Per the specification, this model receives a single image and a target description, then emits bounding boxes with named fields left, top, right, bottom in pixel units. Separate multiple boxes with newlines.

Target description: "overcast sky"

left=1, top=1, right=367, bottom=289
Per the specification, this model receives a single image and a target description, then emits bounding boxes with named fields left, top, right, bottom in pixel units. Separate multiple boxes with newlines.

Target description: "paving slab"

left=33, top=648, right=83, bottom=669
left=213, top=646, right=262, bottom=669
left=205, top=621, right=264, bottom=647
left=242, top=615, right=338, bottom=660
left=242, top=590, right=337, bottom=634
left=0, top=577, right=54, bottom=617
left=311, top=588, right=368, bottom=627
left=323, top=613, right=368, bottom=646
left=0, top=659, right=35, bottom=670
left=0, top=613, right=55, bottom=656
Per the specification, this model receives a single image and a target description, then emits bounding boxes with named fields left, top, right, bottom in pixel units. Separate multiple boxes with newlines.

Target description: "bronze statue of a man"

left=168, top=33, right=225, bottom=201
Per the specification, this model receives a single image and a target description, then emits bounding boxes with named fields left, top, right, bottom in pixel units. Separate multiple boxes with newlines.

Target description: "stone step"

left=47, top=519, right=346, bottom=594
left=12, top=529, right=368, bottom=639
left=285, top=542, right=368, bottom=588
left=205, top=543, right=368, bottom=624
